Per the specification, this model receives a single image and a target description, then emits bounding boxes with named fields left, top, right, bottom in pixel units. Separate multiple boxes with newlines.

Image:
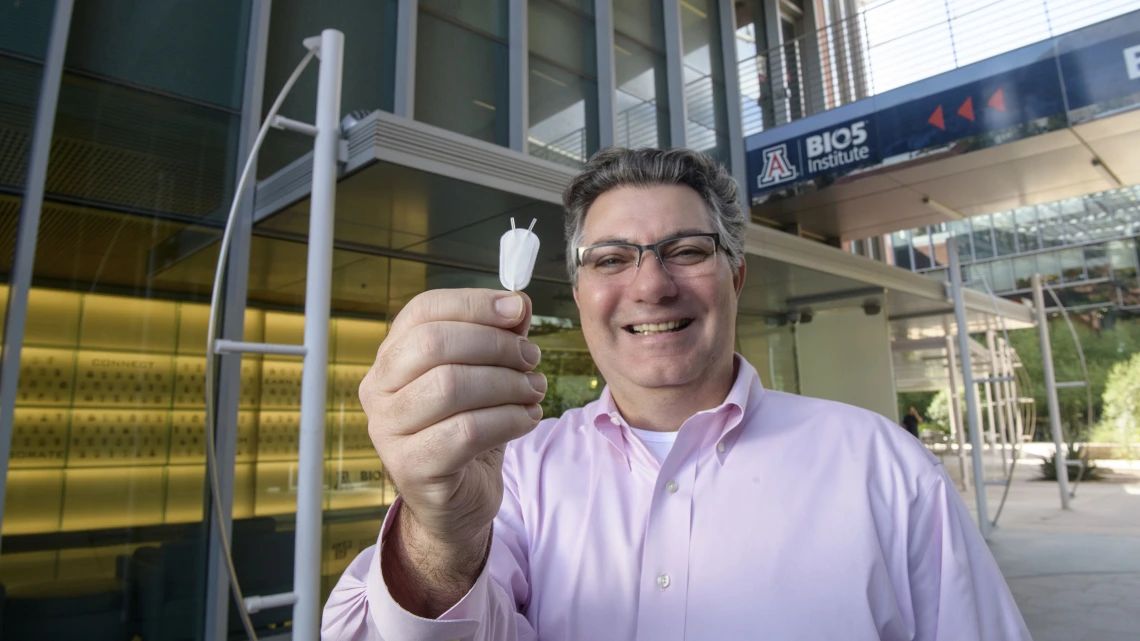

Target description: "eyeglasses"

left=576, top=233, right=723, bottom=285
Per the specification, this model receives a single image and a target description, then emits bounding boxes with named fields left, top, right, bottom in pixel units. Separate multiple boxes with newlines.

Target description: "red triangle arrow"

left=928, top=105, right=945, bottom=130
left=958, top=96, right=975, bottom=121
left=988, top=87, right=1006, bottom=112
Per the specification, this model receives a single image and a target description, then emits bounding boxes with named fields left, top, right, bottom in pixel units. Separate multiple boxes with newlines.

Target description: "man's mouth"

left=625, top=319, right=693, bottom=336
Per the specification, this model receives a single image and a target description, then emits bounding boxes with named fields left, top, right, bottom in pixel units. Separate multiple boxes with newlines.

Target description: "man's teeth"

left=631, top=320, right=684, bottom=335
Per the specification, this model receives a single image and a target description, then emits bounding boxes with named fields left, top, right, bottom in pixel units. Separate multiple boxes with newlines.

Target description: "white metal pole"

left=1031, top=273, right=1071, bottom=509
left=987, top=330, right=1009, bottom=475
left=944, top=336, right=970, bottom=490
left=948, top=247, right=991, bottom=538
left=293, top=28, right=344, bottom=640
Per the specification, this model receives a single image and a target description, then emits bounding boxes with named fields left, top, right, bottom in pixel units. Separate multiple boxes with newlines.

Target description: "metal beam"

left=949, top=244, right=991, bottom=538
left=1032, top=273, right=1071, bottom=509
left=0, top=0, right=75, bottom=544
left=662, top=0, right=688, bottom=147
left=394, top=0, right=419, bottom=117
left=509, top=0, right=529, bottom=151
left=595, top=0, right=617, bottom=148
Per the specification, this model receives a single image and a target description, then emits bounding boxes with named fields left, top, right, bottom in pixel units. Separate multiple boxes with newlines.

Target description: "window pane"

left=614, top=33, right=670, bottom=148
left=1037, top=203, right=1066, bottom=248
left=1059, top=197, right=1088, bottom=245
left=260, top=0, right=398, bottom=178
left=1014, top=206, right=1040, bottom=251
left=734, top=0, right=773, bottom=136
left=681, top=0, right=730, bottom=164
left=415, top=12, right=510, bottom=146
left=990, top=259, right=1014, bottom=292
left=1085, top=245, right=1110, bottom=280
left=992, top=211, right=1018, bottom=256
left=528, top=0, right=599, bottom=168
left=969, top=215, right=995, bottom=260
left=420, top=0, right=509, bottom=38
left=1037, top=251, right=1061, bottom=283
left=1059, top=247, right=1085, bottom=283
left=891, top=231, right=913, bottom=270
left=911, top=227, right=936, bottom=269
left=1013, top=254, right=1036, bottom=289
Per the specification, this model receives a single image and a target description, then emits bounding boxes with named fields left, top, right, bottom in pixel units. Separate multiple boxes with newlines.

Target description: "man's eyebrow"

left=585, top=228, right=713, bottom=246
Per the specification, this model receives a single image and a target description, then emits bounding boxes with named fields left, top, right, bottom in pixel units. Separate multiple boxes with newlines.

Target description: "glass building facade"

left=0, top=1, right=773, bottom=638
left=889, top=187, right=1140, bottom=311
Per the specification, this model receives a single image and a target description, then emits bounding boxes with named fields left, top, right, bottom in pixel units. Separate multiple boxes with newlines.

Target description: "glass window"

left=1013, top=206, right=1040, bottom=252
left=1059, top=247, right=1085, bottom=283
left=732, top=0, right=772, bottom=137
left=969, top=215, right=995, bottom=260
left=420, top=0, right=509, bottom=37
left=1084, top=244, right=1110, bottom=280
left=990, top=259, right=1015, bottom=292
left=1059, top=196, right=1088, bottom=245
left=965, top=262, right=992, bottom=291
left=681, top=0, right=730, bottom=163
left=891, top=231, right=913, bottom=270
left=992, top=210, right=1018, bottom=256
left=614, top=0, right=670, bottom=148
left=415, top=9, right=510, bottom=147
left=528, top=0, right=599, bottom=168
left=259, top=0, right=398, bottom=179
left=1037, top=251, right=1061, bottom=284
left=1109, top=239, right=1139, bottom=280
left=1012, top=254, right=1036, bottom=290
left=949, top=220, right=972, bottom=263
left=911, top=226, right=936, bottom=269
left=1037, top=203, right=1066, bottom=248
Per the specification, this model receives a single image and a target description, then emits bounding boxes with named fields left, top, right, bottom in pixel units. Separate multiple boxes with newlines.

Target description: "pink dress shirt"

left=323, top=356, right=1031, bottom=640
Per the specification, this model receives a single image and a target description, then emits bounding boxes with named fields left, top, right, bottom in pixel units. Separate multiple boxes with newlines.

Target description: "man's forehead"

left=583, top=186, right=712, bottom=242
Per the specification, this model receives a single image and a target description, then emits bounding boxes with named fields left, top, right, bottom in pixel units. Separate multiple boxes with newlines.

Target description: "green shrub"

left=1039, top=444, right=1102, bottom=482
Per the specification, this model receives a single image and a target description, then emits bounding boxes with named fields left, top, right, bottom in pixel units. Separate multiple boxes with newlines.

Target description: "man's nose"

left=630, top=249, right=678, bottom=300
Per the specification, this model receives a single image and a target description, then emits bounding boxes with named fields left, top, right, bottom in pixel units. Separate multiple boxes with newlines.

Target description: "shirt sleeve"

left=321, top=455, right=536, bottom=641
left=907, top=465, right=1032, bottom=641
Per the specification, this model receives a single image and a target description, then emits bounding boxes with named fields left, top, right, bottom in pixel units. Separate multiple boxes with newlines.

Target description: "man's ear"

left=732, top=258, right=747, bottom=297
left=572, top=282, right=580, bottom=307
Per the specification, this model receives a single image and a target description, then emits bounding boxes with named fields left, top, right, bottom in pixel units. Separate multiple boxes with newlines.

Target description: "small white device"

left=499, top=217, right=540, bottom=291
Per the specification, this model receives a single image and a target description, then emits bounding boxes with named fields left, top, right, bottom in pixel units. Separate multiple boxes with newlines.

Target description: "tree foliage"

left=1096, top=351, right=1140, bottom=448
left=1006, top=314, right=1140, bottom=442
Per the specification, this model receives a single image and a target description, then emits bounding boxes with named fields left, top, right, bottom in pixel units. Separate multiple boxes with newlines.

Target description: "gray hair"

left=562, top=147, right=746, bottom=286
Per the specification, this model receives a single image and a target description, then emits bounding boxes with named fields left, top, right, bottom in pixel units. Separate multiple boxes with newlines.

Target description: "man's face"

left=572, top=184, right=745, bottom=393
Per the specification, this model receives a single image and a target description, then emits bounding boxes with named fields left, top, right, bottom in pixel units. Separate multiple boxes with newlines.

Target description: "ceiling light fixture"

left=922, top=196, right=964, bottom=221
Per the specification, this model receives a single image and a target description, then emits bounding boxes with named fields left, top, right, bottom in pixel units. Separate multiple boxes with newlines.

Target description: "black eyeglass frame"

left=575, top=232, right=725, bottom=270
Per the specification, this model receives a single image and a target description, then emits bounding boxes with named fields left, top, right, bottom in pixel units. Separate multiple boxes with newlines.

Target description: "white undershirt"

left=628, top=426, right=679, bottom=464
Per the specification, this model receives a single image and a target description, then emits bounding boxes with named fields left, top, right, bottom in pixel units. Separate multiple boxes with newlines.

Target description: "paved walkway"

left=943, top=451, right=1140, bottom=641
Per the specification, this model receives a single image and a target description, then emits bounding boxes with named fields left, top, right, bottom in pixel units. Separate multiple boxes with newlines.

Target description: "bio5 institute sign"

left=752, top=118, right=879, bottom=191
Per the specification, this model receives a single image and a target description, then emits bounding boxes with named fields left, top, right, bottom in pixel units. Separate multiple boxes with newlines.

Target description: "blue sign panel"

left=747, top=116, right=880, bottom=193
left=1059, top=32, right=1140, bottom=111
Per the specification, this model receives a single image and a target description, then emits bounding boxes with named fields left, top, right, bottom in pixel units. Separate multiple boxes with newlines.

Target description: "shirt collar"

left=584, top=354, right=764, bottom=466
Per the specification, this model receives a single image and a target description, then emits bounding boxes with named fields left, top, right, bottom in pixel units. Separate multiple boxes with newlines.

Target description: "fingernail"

left=526, top=404, right=543, bottom=421
left=526, top=372, right=547, bottom=394
left=519, top=339, right=541, bottom=367
left=495, top=294, right=523, bottom=320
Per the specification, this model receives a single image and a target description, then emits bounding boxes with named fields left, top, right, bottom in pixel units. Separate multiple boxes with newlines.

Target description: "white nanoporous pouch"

left=499, top=217, right=540, bottom=291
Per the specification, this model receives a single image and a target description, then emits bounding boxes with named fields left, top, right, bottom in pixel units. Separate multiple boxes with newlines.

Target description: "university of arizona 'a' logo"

left=758, top=144, right=797, bottom=187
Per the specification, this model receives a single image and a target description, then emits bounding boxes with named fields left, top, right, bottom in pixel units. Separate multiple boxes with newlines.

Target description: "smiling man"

left=323, top=148, right=1031, bottom=640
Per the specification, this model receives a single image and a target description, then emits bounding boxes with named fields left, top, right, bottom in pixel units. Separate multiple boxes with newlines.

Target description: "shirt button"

left=657, top=573, right=671, bottom=590
left=609, top=415, right=621, bottom=425
left=717, top=442, right=726, bottom=453
left=665, top=480, right=679, bottom=494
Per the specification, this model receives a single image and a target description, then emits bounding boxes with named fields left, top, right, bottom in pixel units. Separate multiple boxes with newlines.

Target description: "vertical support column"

left=944, top=334, right=970, bottom=491
left=509, top=0, right=529, bottom=152
left=203, top=2, right=271, bottom=638
left=0, top=0, right=75, bottom=542
left=293, top=28, right=344, bottom=641
left=1032, top=273, right=1071, bottom=509
left=595, top=0, right=616, bottom=148
left=662, top=0, right=688, bottom=148
left=949, top=247, right=991, bottom=538
left=717, top=0, right=748, bottom=201
left=393, top=0, right=419, bottom=118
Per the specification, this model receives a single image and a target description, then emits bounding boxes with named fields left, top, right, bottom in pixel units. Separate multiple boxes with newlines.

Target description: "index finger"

left=390, top=288, right=533, bottom=338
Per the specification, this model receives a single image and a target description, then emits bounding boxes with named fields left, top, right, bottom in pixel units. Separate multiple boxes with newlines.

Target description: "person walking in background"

left=903, top=406, right=923, bottom=439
